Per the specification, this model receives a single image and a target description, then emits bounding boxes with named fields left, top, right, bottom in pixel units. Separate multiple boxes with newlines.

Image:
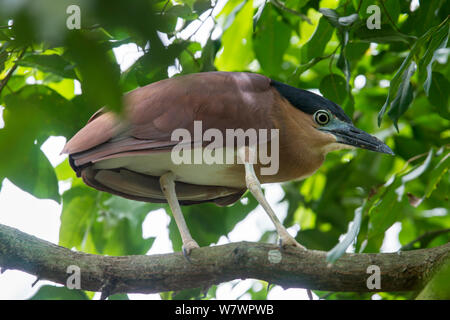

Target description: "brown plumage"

left=63, top=71, right=334, bottom=206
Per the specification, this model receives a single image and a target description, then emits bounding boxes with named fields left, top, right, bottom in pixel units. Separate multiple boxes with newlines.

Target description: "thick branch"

left=0, top=224, right=449, bottom=295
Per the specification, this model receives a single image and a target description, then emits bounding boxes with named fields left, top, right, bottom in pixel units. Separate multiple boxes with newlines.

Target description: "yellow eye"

left=314, top=110, right=330, bottom=125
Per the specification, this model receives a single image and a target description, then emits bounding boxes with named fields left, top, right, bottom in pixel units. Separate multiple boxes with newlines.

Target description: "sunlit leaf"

left=18, top=54, right=77, bottom=79
left=253, top=4, right=291, bottom=75
left=379, top=18, right=449, bottom=126
left=59, top=186, right=98, bottom=250
left=215, top=0, right=254, bottom=71
left=302, top=17, right=334, bottom=62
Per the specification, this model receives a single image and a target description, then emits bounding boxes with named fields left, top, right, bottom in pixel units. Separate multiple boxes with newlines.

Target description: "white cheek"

left=322, top=142, right=355, bottom=154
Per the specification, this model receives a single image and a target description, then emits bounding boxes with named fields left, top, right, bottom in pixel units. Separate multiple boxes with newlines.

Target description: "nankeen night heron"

left=63, top=71, right=393, bottom=255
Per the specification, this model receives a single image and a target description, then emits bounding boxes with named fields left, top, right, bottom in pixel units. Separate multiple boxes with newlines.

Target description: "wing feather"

left=64, top=71, right=275, bottom=168
left=63, top=71, right=275, bottom=205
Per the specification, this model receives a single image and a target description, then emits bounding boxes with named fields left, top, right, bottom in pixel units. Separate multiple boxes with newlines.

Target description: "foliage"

left=0, top=0, right=448, bottom=300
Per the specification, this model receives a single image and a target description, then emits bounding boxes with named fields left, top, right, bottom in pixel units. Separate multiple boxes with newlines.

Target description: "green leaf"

left=0, top=87, right=66, bottom=202
left=353, top=24, right=416, bottom=44
left=421, top=24, right=449, bottom=94
left=59, top=186, right=98, bottom=250
left=91, top=195, right=159, bottom=256
left=387, top=62, right=416, bottom=128
left=319, top=73, right=347, bottom=105
left=215, top=0, right=254, bottom=71
left=367, top=150, right=434, bottom=241
left=200, top=38, right=219, bottom=72
left=169, top=192, right=258, bottom=250
left=0, top=137, right=60, bottom=203
left=18, top=54, right=77, bottom=79
left=65, top=32, right=122, bottom=113
left=378, top=18, right=449, bottom=126
left=318, top=8, right=340, bottom=29
left=0, top=46, right=8, bottom=73
left=253, top=4, right=291, bottom=75
left=302, top=17, right=334, bottom=62
left=217, top=0, right=246, bottom=30
left=5, top=144, right=60, bottom=202
left=427, top=72, right=450, bottom=119
left=193, top=0, right=212, bottom=14
left=345, top=42, right=370, bottom=61
left=30, top=285, right=89, bottom=300
left=296, top=229, right=339, bottom=251
left=108, top=293, right=129, bottom=300
left=318, top=8, right=355, bottom=116
left=252, top=1, right=266, bottom=30
left=60, top=185, right=159, bottom=255
left=416, top=257, right=450, bottom=300
left=172, top=288, right=203, bottom=300
left=46, top=78, right=75, bottom=100
left=424, top=150, right=450, bottom=198
left=2, top=85, right=80, bottom=139
left=384, top=0, right=400, bottom=24
left=121, top=41, right=186, bottom=89
left=326, top=206, right=362, bottom=263
left=166, top=5, right=198, bottom=20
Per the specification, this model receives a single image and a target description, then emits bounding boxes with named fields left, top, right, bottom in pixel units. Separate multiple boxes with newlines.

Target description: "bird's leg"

left=238, top=147, right=305, bottom=250
left=160, top=172, right=199, bottom=258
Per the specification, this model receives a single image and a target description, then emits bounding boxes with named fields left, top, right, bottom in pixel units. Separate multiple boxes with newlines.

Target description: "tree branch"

left=270, top=0, right=312, bottom=24
left=0, top=223, right=449, bottom=296
left=401, top=228, right=450, bottom=251
left=0, top=47, right=27, bottom=96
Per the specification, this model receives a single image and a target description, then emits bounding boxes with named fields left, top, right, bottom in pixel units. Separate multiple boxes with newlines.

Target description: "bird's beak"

left=320, top=122, right=394, bottom=155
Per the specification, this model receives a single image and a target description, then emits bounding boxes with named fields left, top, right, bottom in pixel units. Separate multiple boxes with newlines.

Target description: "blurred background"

left=0, top=0, right=449, bottom=299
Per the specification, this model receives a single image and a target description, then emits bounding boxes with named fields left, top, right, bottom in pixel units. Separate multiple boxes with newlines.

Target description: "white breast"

left=92, top=147, right=246, bottom=188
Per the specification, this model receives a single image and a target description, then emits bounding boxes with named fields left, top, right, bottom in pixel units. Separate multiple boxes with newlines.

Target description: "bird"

left=62, top=71, right=394, bottom=256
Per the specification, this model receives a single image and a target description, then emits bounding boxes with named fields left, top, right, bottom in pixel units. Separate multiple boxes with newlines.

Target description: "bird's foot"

left=278, top=231, right=306, bottom=251
left=182, top=239, right=200, bottom=262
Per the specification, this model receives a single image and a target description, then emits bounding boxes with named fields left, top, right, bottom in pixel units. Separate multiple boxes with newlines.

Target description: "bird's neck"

left=258, top=100, right=327, bottom=184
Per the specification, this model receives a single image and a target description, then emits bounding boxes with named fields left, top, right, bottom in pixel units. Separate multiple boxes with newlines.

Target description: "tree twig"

left=187, top=5, right=216, bottom=40
left=1, top=223, right=449, bottom=295
left=401, top=229, right=450, bottom=251
left=289, top=45, right=340, bottom=83
left=0, top=47, right=27, bottom=96
left=270, top=0, right=312, bottom=24
left=356, top=0, right=363, bottom=13
left=161, top=0, right=170, bottom=14
left=378, top=0, right=401, bottom=33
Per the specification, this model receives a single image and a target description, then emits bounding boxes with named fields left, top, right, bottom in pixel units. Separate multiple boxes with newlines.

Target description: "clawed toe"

left=182, top=240, right=200, bottom=262
left=278, top=234, right=306, bottom=251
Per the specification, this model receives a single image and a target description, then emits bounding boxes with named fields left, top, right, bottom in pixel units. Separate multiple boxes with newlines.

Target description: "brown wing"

left=63, top=71, right=277, bottom=205
left=64, top=72, right=274, bottom=157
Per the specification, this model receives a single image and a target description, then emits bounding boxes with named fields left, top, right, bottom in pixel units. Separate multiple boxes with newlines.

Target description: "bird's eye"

left=314, top=110, right=330, bottom=125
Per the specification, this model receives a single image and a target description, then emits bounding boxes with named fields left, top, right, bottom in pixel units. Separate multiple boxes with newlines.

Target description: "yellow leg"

left=160, top=172, right=199, bottom=256
left=238, top=147, right=305, bottom=250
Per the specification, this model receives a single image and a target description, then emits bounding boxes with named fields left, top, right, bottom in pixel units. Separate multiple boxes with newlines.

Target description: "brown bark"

left=0, top=223, right=449, bottom=297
